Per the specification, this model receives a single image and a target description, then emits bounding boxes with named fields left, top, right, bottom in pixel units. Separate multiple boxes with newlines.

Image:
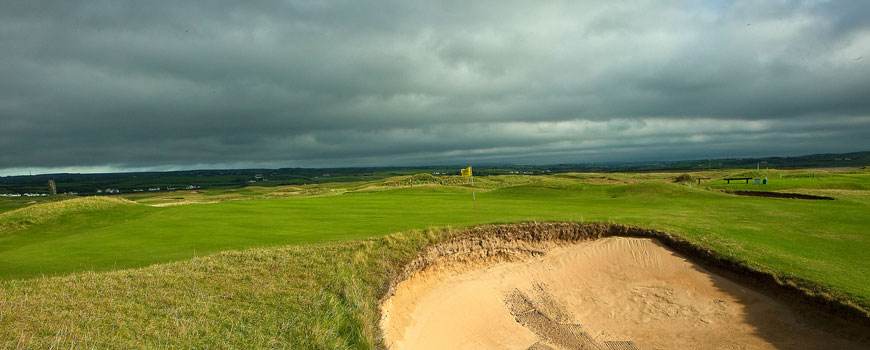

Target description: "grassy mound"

left=377, top=174, right=541, bottom=189
left=0, top=197, right=135, bottom=235
left=0, top=230, right=419, bottom=349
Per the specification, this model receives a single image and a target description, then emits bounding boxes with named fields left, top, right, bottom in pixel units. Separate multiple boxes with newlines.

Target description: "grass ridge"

left=0, top=196, right=135, bottom=235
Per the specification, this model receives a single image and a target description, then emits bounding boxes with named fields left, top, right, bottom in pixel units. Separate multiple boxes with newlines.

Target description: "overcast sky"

left=1, top=0, right=868, bottom=175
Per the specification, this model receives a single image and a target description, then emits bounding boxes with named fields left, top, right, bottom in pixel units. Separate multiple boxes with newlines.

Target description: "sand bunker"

left=380, top=237, right=868, bottom=350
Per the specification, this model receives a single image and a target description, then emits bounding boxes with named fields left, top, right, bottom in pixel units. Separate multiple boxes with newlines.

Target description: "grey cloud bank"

left=1, top=0, right=869, bottom=174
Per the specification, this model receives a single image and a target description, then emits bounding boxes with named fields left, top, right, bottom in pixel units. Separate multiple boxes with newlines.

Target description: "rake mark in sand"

left=506, top=285, right=632, bottom=350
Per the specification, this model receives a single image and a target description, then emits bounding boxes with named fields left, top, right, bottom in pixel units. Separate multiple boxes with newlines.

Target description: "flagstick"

left=471, top=171, right=477, bottom=216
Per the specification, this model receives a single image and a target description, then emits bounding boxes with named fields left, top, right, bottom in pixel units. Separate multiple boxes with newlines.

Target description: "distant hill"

left=471, top=151, right=870, bottom=174
left=1, top=151, right=867, bottom=195
left=662, top=151, right=870, bottom=171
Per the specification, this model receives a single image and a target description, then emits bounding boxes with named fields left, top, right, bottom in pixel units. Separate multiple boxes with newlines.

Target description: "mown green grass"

left=0, top=170, right=869, bottom=348
left=706, top=169, right=870, bottom=191
left=1, top=172, right=868, bottom=300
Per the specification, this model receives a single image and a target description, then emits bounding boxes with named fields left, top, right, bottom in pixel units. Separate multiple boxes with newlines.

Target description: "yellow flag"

left=461, top=166, right=472, bottom=177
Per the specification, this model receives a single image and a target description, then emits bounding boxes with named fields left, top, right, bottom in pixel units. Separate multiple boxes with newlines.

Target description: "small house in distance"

left=250, top=174, right=268, bottom=183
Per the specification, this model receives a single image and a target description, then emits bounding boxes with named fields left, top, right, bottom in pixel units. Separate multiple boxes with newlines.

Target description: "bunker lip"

left=723, top=190, right=835, bottom=200
left=379, top=223, right=870, bottom=348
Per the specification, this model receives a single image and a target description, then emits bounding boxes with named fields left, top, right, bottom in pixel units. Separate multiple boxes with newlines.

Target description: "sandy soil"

left=380, top=237, right=868, bottom=350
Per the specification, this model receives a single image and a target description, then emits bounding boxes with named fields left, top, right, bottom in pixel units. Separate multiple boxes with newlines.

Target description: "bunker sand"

left=380, top=237, right=868, bottom=349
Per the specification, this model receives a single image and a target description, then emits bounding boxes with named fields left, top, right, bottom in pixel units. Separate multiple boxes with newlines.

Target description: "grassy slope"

left=0, top=195, right=77, bottom=214
left=0, top=170, right=869, bottom=348
left=0, top=197, right=134, bottom=234
left=1, top=240, right=395, bottom=349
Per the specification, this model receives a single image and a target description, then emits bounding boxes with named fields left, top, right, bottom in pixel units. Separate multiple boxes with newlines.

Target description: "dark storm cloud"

left=1, top=0, right=869, bottom=174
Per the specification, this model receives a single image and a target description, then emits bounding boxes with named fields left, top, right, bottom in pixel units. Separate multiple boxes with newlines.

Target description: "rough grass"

left=0, top=230, right=431, bottom=349
left=0, top=195, right=78, bottom=215
left=0, top=197, right=133, bottom=235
